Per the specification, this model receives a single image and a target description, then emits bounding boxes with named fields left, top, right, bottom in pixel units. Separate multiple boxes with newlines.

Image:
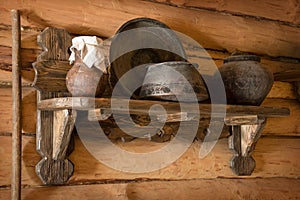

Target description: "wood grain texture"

left=37, top=97, right=290, bottom=118
left=0, top=135, right=300, bottom=186
left=262, top=99, right=300, bottom=135
left=0, top=45, right=40, bottom=71
left=296, top=81, right=300, bottom=101
left=228, top=121, right=265, bottom=176
left=126, top=178, right=300, bottom=200
left=0, top=88, right=36, bottom=134
left=267, top=81, right=296, bottom=99
left=36, top=92, right=74, bottom=185
left=34, top=27, right=74, bottom=184
left=1, top=40, right=300, bottom=76
left=1, top=26, right=300, bottom=79
left=0, top=178, right=299, bottom=200
left=154, top=0, right=300, bottom=25
left=274, top=69, right=300, bottom=82
left=32, top=61, right=71, bottom=92
left=11, top=9, right=22, bottom=200
left=0, top=0, right=300, bottom=59
left=0, top=89, right=298, bottom=136
left=0, top=69, right=34, bottom=86
left=0, top=0, right=299, bottom=197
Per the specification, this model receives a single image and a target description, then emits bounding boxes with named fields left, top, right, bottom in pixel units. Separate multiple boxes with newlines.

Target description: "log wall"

left=0, top=0, right=300, bottom=199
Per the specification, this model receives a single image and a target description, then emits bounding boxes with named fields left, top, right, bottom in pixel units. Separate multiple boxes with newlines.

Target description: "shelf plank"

left=1, top=88, right=297, bottom=136
left=37, top=97, right=290, bottom=118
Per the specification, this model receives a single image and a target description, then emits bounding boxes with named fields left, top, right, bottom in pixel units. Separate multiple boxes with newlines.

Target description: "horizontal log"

left=0, top=88, right=36, bottom=134
left=0, top=45, right=40, bottom=71
left=1, top=33, right=300, bottom=76
left=0, top=69, right=34, bottom=88
left=154, top=0, right=300, bottom=25
left=262, top=99, right=300, bottom=135
left=0, top=184, right=127, bottom=200
left=0, top=0, right=300, bottom=59
left=267, top=81, right=296, bottom=99
left=1, top=64, right=297, bottom=100
left=0, top=178, right=299, bottom=199
left=0, top=135, right=300, bottom=186
left=274, top=70, right=300, bottom=82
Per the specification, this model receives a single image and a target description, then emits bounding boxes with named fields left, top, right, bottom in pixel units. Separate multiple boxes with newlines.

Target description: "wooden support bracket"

left=33, top=27, right=75, bottom=184
left=225, top=115, right=266, bottom=175
left=35, top=106, right=76, bottom=184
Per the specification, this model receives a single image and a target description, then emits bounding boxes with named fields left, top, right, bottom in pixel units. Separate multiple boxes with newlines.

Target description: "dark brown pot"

left=219, top=55, right=273, bottom=106
left=66, top=61, right=106, bottom=97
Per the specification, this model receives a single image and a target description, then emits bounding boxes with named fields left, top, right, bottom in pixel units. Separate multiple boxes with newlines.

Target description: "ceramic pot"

left=66, top=53, right=106, bottom=97
left=219, top=55, right=273, bottom=105
left=139, top=61, right=208, bottom=102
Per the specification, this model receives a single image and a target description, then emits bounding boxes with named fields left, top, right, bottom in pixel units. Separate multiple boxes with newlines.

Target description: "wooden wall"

left=0, top=0, right=300, bottom=199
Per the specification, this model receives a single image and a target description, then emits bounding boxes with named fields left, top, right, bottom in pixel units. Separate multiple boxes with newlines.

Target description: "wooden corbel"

left=32, top=27, right=75, bottom=184
left=225, top=115, right=265, bottom=175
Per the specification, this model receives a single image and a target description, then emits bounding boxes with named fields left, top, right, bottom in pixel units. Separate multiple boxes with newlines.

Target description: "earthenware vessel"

left=66, top=51, right=106, bottom=97
left=219, top=55, right=273, bottom=105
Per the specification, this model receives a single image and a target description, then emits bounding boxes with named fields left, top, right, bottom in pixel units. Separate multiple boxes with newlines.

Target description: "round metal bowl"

left=139, top=61, right=209, bottom=102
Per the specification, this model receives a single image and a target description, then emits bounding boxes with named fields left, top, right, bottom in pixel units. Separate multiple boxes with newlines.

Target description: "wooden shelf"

left=32, top=27, right=293, bottom=184
left=37, top=97, right=290, bottom=118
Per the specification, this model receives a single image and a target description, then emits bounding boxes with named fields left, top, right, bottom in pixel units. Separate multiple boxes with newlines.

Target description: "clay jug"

left=66, top=50, right=106, bottom=97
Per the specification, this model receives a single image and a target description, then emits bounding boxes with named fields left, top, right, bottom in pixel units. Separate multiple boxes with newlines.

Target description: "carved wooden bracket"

left=225, top=116, right=266, bottom=175
left=32, top=27, right=75, bottom=185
